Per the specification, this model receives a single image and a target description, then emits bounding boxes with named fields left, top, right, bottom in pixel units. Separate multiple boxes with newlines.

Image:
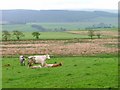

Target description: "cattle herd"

left=19, top=54, right=62, bottom=69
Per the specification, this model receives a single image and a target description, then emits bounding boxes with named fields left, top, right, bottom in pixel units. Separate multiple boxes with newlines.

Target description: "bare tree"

left=96, top=33, right=101, bottom=39
left=88, top=30, right=95, bottom=39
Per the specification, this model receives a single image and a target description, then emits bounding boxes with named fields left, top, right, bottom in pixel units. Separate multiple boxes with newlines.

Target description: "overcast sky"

left=0, top=0, right=119, bottom=10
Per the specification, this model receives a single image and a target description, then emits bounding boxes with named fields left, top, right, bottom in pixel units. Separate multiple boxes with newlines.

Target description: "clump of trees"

left=86, top=23, right=114, bottom=29
left=2, top=30, right=25, bottom=41
left=2, top=31, right=11, bottom=41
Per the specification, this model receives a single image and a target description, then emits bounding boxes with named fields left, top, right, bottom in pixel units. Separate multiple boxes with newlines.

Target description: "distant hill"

left=0, top=10, right=117, bottom=24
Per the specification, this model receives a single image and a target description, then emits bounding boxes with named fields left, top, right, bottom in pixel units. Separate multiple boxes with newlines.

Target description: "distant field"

left=1, top=22, right=118, bottom=40
left=2, top=54, right=118, bottom=88
left=27, top=22, right=100, bottom=30
left=1, top=22, right=118, bottom=32
left=21, top=32, right=89, bottom=40
left=1, top=32, right=89, bottom=40
left=1, top=29, right=118, bottom=40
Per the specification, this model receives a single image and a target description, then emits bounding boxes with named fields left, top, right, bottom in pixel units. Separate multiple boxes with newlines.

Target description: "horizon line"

left=0, top=9, right=118, bottom=13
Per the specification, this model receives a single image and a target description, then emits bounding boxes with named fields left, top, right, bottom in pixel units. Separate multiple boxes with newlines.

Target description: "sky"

left=0, top=0, right=119, bottom=10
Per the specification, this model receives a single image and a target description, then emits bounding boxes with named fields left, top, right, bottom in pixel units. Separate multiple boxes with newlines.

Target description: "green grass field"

left=1, top=22, right=117, bottom=40
left=2, top=54, right=118, bottom=88
left=1, top=30, right=117, bottom=40
left=11, top=32, right=89, bottom=40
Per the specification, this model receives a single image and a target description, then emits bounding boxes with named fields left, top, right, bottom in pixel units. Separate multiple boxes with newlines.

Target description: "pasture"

left=6, top=32, right=89, bottom=40
left=1, top=22, right=118, bottom=41
left=1, top=22, right=118, bottom=88
left=2, top=54, right=118, bottom=88
left=1, top=23, right=88, bottom=32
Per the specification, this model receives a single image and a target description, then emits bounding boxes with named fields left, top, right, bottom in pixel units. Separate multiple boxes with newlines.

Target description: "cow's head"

left=20, top=55, right=24, bottom=58
left=46, top=54, right=50, bottom=60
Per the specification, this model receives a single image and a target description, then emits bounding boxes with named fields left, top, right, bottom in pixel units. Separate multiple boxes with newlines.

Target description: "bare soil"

left=2, top=39, right=118, bottom=56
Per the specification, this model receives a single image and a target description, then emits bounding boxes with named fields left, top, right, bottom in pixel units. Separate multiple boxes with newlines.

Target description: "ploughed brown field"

left=67, top=30, right=118, bottom=37
left=2, top=38, right=118, bottom=56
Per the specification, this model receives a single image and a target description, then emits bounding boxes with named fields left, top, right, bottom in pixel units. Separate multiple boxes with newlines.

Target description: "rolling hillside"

left=1, top=10, right=117, bottom=24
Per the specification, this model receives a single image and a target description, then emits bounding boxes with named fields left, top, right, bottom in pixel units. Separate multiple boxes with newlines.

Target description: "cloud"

left=0, top=0, right=119, bottom=10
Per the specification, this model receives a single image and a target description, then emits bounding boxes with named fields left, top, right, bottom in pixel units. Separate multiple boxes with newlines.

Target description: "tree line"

left=86, top=23, right=114, bottom=29
left=2, top=30, right=41, bottom=41
left=2, top=30, right=102, bottom=41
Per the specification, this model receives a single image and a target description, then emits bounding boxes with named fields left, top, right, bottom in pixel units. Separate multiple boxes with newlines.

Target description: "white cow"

left=28, top=54, right=50, bottom=67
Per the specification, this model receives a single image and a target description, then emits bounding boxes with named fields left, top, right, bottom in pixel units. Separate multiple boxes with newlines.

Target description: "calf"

left=29, top=63, right=62, bottom=69
left=30, top=65, right=42, bottom=69
left=44, top=62, right=62, bottom=68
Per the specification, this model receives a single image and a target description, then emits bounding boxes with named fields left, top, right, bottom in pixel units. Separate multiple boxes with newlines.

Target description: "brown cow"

left=29, top=62, right=63, bottom=69
left=44, top=62, right=62, bottom=68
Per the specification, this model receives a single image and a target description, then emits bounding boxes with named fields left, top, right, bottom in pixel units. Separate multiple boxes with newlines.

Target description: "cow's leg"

left=41, top=62, right=44, bottom=67
left=20, top=59, right=24, bottom=66
left=20, top=61, right=23, bottom=66
left=41, top=62, right=46, bottom=67
left=20, top=60, right=22, bottom=66
left=23, top=61, right=25, bottom=66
